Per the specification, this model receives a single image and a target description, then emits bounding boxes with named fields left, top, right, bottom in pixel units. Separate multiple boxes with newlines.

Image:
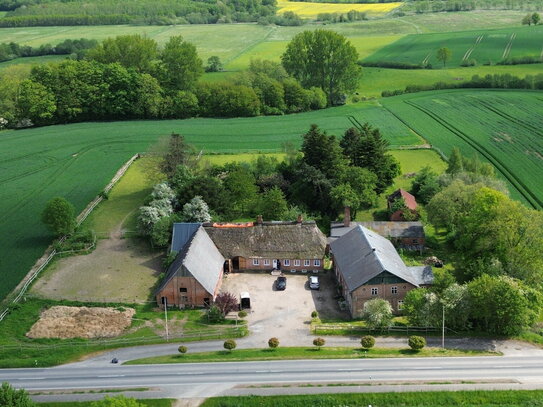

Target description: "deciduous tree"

left=0, top=382, right=36, bottom=407
left=87, top=35, right=158, bottom=73
left=41, top=197, right=76, bottom=237
left=281, top=29, right=360, bottom=104
left=362, top=298, right=393, bottom=329
left=159, top=35, right=203, bottom=91
left=436, top=47, right=452, bottom=68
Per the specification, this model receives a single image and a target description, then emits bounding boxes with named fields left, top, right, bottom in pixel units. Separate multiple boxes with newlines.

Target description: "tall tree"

left=301, top=124, right=346, bottom=181
left=436, top=47, right=452, bottom=68
left=258, top=186, right=288, bottom=220
left=86, top=35, right=158, bottom=73
left=41, top=197, right=76, bottom=237
left=160, top=133, right=194, bottom=180
left=16, top=80, right=56, bottom=125
left=446, top=147, right=463, bottom=174
left=532, top=12, right=540, bottom=25
left=159, top=36, right=203, bottom=91
left=281, top=29, right=360, bottom=104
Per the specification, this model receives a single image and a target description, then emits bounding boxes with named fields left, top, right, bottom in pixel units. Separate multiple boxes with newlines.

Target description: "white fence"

left=0, top=154, right=141, bottom=323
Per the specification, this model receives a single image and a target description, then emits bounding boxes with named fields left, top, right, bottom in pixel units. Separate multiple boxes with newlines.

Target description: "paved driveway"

left=220, top=271, right=346, bottom=346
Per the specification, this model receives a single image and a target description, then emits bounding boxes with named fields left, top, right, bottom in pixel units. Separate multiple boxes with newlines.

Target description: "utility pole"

left=442, top=304, right=445, bottom=349
left=164, top=297, right=169, bottom=342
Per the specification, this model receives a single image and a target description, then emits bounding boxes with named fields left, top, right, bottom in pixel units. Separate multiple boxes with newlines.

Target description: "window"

left=179, top=287, right=187, bottom=293
left=413, top=239, right=418, bottom=244
left=391, top=286, right=398, bottom=294
left=291, top=269, right=296, bottom=273
left=314, top=259, right=321, bottom=267
left=203, top=298, right=210, bottom=306
left=302, top=269, right=307, bottom=273
left=284, top=259, right=290, bottom=266
left=253, top=258, right=259, bottom=266
left=304, top=259, right=310, bottom=266
left=294, top=259, right=301, bottom=266
left=264, top=259, right=270, bottom=266
left=398, top=300, right=404, bottom=310
left=371, top=287, right=378, bottom=296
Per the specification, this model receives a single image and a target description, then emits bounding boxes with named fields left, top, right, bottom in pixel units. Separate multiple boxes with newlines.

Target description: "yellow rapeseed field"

left=277, top=0, right=402, bottom=18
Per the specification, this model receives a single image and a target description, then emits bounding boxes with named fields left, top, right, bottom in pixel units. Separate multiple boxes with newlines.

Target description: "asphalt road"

left=3, top=356, right=543, bottom=401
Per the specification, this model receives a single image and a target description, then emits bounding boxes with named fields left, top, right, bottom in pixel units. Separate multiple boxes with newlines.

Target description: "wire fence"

left=0, top=154, right=141, bottom=323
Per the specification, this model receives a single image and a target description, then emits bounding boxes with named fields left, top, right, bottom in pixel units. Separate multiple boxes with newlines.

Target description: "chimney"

left=343, top=206, right=351, bottom=227
left=257, top=215, right=263, bottom=224
left=297, top=214, right=303, bottom=223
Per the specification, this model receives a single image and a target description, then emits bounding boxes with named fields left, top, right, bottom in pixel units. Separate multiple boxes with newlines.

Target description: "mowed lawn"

left=364, top=25, right=543, bottom=67
left=0, top=102, right=419, bottom=301
left=382, top=89, right=543, bottom=209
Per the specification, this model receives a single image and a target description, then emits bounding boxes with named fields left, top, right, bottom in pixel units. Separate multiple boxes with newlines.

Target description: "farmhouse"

left=330, top=220, right=425, bottom=251
left=156, top=217, right=327, bottom=308
left=387, top=188, right=418, bottom=221
left=205, top=216, right=327, bottom=273
left=330, top=225, right=433, bottom=318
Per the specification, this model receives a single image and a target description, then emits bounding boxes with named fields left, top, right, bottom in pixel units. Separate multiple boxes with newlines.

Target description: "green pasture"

left=0, top=102, right=418, bottom=301
left=364, top=25, right=543, bottom=67
left=0, top=54, right=66, bottom=70
left=202, top=390, right=543, bottom=407
left=382, top=89, right=543, bottom=209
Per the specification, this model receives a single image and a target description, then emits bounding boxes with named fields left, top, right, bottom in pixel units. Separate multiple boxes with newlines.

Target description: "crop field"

left=0, top=102, right=419, bottom=301
left=0, top=55, right=66, bottom=71
left=276, top=0, right=402, bottom=18
left=364, top=25, right=543, bottom=67
left=382, top=89, right=543, bottom=209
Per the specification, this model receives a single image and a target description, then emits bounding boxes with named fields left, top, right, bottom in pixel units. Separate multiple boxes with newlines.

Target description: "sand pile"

left=27, top=306, right=135, bottom=339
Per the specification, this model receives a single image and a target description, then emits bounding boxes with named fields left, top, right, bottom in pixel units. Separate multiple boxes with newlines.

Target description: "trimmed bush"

left=360, top=335, right=376, bottom=350
left=238, top=310, right=248, bottom=318
left=224, top=339, right=237, bottom=351
left=313, top=337, right=325, bottom=350
left=311, top=310, right=318, bottom=318
left=268, top=337, right=280, bottom=349
left=178, top=345, right=187, bottom=354
left=408, top=335, right=426, bottom=351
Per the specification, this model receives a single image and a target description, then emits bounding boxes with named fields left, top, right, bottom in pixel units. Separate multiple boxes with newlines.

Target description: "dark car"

left=276, top=276, right=287, bottom=291
left=111, top=358, right=119, bottom=364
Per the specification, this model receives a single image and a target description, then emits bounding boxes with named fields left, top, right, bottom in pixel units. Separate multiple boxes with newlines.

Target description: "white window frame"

left=304, top=259, right=311, bottom=267
left=398, top=300, right=404, bottom=310
left=264, top=259, right=270, bottom=266
left=253, top=258, right=259, bottom=266
left=294, top=259, right=301, bottom=266
left=391, top=286, right=398, bottom=294
left=371, top=287, right=378, bottom=296
left=314, top=259, right=321, bottom=267
left=284, top=259, right=290, bottom=266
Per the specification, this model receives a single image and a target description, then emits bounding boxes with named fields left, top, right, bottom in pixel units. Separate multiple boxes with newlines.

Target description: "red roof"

left=389, top=189, right=418, bottom=210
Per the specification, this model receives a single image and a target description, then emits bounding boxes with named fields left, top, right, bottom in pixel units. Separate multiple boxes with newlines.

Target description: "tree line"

left=405, top=0, right=543, bottom=14
left=381, top=73, right=543, bottom=97
left=0, top=0, right=277, bottom=26
left=402, top=148, right=543, bottom=336
left=0, top=38, right=97, bottom=62
left=1, top=30, right=360, bottom=129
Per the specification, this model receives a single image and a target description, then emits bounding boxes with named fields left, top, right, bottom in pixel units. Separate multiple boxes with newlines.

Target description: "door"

left=273, top=259, right=277, bottom=269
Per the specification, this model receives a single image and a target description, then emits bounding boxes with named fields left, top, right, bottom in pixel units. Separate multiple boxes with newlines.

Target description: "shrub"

left=224, top=339, right=237, bottom=351
left=360, top=335, right=376, bottom=350
left=313, top=337, right=325, bottom=350
left=214, top=292, right=239, bottom=316
left=178, top=345, right=187, bottom=354
left=268, top=337, right=280, bottom=349
left=0, top=381, right=36, bottom=407
left=238, top=310, right=248, bottom=318
left=311, top=310, right=318, bottom=318
left=207, top=305, right=225, bottom=323
left=408, top=335, right=426, bottom=351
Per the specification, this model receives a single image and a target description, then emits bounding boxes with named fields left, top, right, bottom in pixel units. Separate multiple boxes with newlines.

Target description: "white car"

left=309, top=276, right=320, bottom=290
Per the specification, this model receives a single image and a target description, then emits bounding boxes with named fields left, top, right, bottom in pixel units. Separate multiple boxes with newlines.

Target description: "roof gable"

left=330, top=225, right=420, bottom=292
left=388, top=188, right=418, bottom=210
left=171, top=223, right=201, bottom=253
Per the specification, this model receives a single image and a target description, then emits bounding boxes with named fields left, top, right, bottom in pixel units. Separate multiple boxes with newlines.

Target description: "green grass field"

left=202, top=390, right=543, bottom=407
left=0, top=55, right=66, bottom=71
left=39, top=400, right=172, bottom=407
left=381, top=89, right=543, bottom=209
left=0, top=102, right=420, bottom=301
left=364, top=25, right=543, bottom=67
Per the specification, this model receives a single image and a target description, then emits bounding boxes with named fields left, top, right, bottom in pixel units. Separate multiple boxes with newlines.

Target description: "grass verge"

left=38, top=400, right=172, bottom=406
left=201, top=390, right=543, bottom=406
left=125, top=346, right=496, bottom=365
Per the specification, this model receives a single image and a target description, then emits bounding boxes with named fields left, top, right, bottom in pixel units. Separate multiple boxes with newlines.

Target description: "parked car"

left=111, top=358, right=119, bottom=364
left=276, top=276, right=287, bottom=291
left=309, top=275, right=320, bottom=290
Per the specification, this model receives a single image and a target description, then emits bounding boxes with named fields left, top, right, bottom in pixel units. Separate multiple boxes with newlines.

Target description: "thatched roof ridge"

left=204, top=222, right=327, bottom=259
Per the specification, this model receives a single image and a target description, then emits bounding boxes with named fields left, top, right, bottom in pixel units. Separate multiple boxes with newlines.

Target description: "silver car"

left=309, top=275, right=320, bottom=290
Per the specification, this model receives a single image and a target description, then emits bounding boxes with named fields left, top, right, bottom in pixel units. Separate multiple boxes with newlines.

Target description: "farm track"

left=403, top=99, right=543, bottom=210
left=502, top=33, right=516, bottom=59
left=463, top=35, right=484, bottom=61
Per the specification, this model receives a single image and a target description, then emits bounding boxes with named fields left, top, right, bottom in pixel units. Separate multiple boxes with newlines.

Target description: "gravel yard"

left=221, top=271, right=346, bottom=346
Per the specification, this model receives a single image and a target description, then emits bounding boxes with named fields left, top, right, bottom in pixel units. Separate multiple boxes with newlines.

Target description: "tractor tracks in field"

left=402, top=99, right=542, bottom=210
left=462, top=34, right=484, bottom=62
left=502, top=33, right=516, bottom=60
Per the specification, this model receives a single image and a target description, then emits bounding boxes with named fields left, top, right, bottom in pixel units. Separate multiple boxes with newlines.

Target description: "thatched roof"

left=204, top=221, right=327, bottom=259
